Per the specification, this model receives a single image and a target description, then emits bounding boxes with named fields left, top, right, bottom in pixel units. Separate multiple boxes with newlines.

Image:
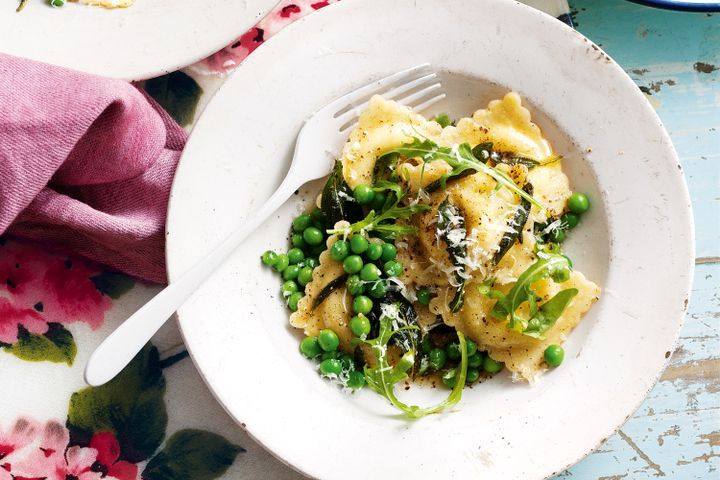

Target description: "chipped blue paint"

left=554, top=1, right=720, bottom=478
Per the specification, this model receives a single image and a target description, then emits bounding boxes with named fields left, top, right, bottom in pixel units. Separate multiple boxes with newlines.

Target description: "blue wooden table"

left=556, top=1, right=719, bottom=478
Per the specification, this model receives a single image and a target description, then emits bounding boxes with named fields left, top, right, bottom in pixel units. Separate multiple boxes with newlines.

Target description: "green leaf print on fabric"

left=144, top=71, right=203, bottom=127
left=2, top=323, right=76, bottom=365
left=143, top=430, right=244, bottom=480
left=67, top=344, right=167, bottom=463
left=90, top=271, right=136, bottom=299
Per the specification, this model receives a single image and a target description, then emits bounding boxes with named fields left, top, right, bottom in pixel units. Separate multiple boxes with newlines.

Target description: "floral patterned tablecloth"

left=7, top=1, right=716, bottom=479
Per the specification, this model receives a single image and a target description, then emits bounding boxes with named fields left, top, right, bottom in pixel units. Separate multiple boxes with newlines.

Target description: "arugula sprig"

left=384, top=137, right=545, bottom=211
left=480, top=252, right=578, bottom=339
left=363, top=317, right=467, bottom=418
left=327, top=181, right=430, bottom=238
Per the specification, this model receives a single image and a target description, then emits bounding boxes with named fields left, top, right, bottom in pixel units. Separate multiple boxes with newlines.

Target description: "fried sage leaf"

left=492, top=183, right=533, bottom=266
left=312, top=273, right=348, bottom=309
left=368, top=291, right=419, bottom=352
left=437, top=197, right=467, bottom=313
left=321, top=160, right=364, bottom=226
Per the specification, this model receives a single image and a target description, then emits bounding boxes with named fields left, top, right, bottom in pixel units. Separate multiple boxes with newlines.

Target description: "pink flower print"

left=60, top=445, right=100, bottom=480
left=0, top=418, right=42, bottom=472
left=90, top=432, right=138, bottom=480
left=12, top=419, right=71, bottom=480
left=0, top=240, right=45, bottom=298
left=191, top=27, right=265, bottom=76
left=192, top=0, right=339, bottom=76
left=9, top=421, right=132, bottom=480
left=0, top=298, right=47, bottom=344
left=36, top=257, right=110, bottom=330
left=0, top=238, right=112, bottom=333
left=279, top=3, right=301, bottom=17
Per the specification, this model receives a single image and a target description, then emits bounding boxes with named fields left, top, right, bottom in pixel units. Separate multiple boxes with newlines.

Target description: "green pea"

left=291, top=233, right=306, bottom=249
left=370, top=191, right=387, bottom=211
left=446, top=342, right=461, bottom=361
left=287, top=292, right=303, bottom=312
left=297, top=266, right=314, bottom=286
left=303, top=226, right=324, bottom=246
left=350, top=314, right=371, bottom=337
left=562, top=212, right=580, bottom=229
left=441, top=368, right=458, bottom=388
left=429, top=348, right=447, bottom=370
left=350, top=235, right=369, bottom=254
left=303, top=257, right=319, bottom=269
left=310, top=244, right=326, bottom=256
left=318, top=329, right=340, bottom=352
left=381, top=243, right=397, bottom=262
left=368, top=280, right=387, bottom=299
left=466, top=368, right=480, bottom=384
left=430, top=113, right=450, bottom=128
left=384, top=260, right=403, bottom=277
left=550, top=228, right=566, bottom=243
left=544, top=344, right=564, bottom=367
left=347, top=275, right=365, bottom=296
left=300, top=336, right=321, bottom=359
left=552, top=267, right=571, bottom=283
left=319, top=358, right=342, bottom=376
left=273, top=254, right=289, bottom=273
left=567, top=192, right=590, bottom=214
left=343, top=255, right=364, bottom=274
left=346, top=370, right=366, bottom=389
left=360, top=263, right=381, bottom=282
left=417, top=287, right=432, bottom=305
left=352, top=295, right=373, bottom=315
left=51, top=0, right=66, bottom=6
left=468, top=352, right=484, bottom=369
left=281, top=280, right=299, bottom=298
left=287, top=248, right=305, bottom=265
left=353, top=184, right=375, bottom=205
left=483, top=355, right=504, bottom=374
left=366, top=243, right=383, bottom=261
left=396, top=351, right=415, bottom=372
left=293, top=214, right=312, bottom=232
left=330, top=240, right=349, bottom=261
left=261, top=250, right=278, bottom=266
left=282, top=264, right=300, bottom=281
left=465, top=339, right=477, bottom=357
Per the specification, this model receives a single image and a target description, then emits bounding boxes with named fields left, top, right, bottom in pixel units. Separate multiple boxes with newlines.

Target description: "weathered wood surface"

left=557, top=1, right=719, bottom=478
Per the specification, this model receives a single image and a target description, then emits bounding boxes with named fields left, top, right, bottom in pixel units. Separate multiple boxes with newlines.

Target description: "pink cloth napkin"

left=0, top=53, right=186, bottom=283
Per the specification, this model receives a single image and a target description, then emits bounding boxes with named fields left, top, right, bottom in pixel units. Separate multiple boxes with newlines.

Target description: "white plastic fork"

left=84, top=64, right=445, bottom=387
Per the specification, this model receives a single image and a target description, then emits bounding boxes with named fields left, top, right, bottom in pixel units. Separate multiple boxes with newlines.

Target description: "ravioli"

left=294, top=93, right=600, bottom=382
left=290, top=237, right=355, bottom=349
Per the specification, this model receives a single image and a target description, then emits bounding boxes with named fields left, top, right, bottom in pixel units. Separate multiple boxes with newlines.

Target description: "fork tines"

left=331, top=64, right=446, bottom=133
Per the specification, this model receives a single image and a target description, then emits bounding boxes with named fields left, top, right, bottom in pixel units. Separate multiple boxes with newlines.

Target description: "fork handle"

left=84, top=177, right=299, bottom=387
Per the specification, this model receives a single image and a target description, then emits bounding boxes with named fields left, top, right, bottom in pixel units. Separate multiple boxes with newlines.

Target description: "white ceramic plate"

left=166, top=0, right=694, bottom=478
left=0, top=0, right=276, bottom=80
